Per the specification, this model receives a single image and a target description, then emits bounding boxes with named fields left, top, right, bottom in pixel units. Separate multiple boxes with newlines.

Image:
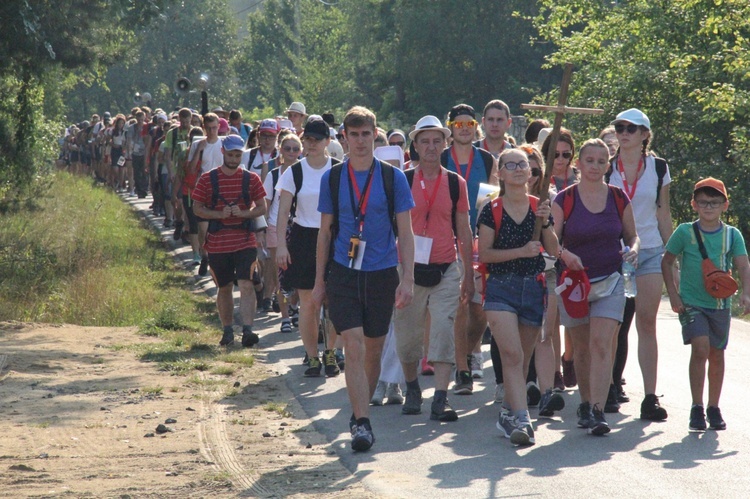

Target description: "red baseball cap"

left=557, top=269, right=591, bottom=319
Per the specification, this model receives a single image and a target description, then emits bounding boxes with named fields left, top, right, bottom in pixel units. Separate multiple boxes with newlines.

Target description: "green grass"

left=263, top=402, right=292, bottom=417
left=141, top=386, right=163, bottom=395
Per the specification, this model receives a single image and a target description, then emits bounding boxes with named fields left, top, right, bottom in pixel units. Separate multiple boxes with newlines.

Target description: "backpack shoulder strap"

left=329, top=163, right=344, bottom=238
left=242, top=169, right=251, bottom=207
left=247, top=147, right=258, bottom=168
left=290, top=161, right=303, bottom=217
left=440, top=148, right=450, bottom=168
left=447, top=169, right=460, bottom=234
left=404, top=168, right=416, bottom=187
left=270, top=168, right=280, bottom=203
left=608, top=185, right=627, bottom=220
left=560, top=185, right=578, bottom=243
left=491, top=197, right=504, bottom=240
left=210, top=168, right=220, bottom=209
left=478, top=148, right=495, bottom=181
left=380, top=161, right=397, bottom=235
left=654, top=157, right=667, bottom=207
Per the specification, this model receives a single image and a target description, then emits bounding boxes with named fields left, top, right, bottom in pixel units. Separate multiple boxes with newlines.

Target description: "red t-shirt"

left=191, top=168, right=266, bottom=253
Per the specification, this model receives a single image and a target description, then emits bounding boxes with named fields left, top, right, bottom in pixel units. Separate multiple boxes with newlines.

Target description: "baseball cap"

left=694, top=177, right=728, bottom=199
left=611, top=108, right=651, bottom=130
left=409, top=115, right=451, bottom=141
left=218, top=118, right=229, bottom=134
left=556, top=269, right=591, bottom=319
left=258, top=119, right=280, bottom=135
left=286, top=102, right=306, bottom=115
left=448, top=104, right=476, bottom=122
left=302, top=117, right=330, bottom=140
left=156, top=113, right=168, bottom=122
left=222, top=134, right=245, bottom=151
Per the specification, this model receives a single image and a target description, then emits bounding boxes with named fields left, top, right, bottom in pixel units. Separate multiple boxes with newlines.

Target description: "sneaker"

left=385, top=383, right=404, bottom=405
left=496, top=409, right=516, bottom=439
left=371, top=381, right=387, bottom=406
left=526, top=381, right=541, bottom=407
left=420, top=356, right=434, bottom=376
left=511, top=421, right=536, bottom=446
left=335, top=350, right=345, bottom=371
left=280, top=319, right=292, bottom=334
left=617, top=385, right=630, bottom=403
left=604, top=384, right=620, bottom=413
left=272, top=295, right=281, bottom=313
left=323, top=349, right=341, bottom=377
left=640, top=394, right=668, bottom=421
left=470, top=352, right=484, bottom=379
left=302, top=352, right=310, bottom=365
left=494, top=383, right=505, bottom=404
left=241, top=329, right=259, bottom=348
left=351, top=423, right=375, bottom=452
left=192, top=253, right=201, bottom=267
left=430, top=398, right=458, bottom=422
left=304, top=356, right=322, bottom=377
left=261, top=297, right=273, bottom=312
left=198, top=256, right=209, bottom=277
left=538, top=389, right=565, bottom=417
left=172, top=220, right=185, bottom=241
left=577, top=401, right=593, bottom=428
left=689, top=405, right=707, bottom=431
left=219, top=329, right=234, bottom=346
left=588, top=404, right=611, bottom=436
left=706, top=406, right=726, bottom=430
left=553, top=371, right=565, bottom=392
left=562, top=356, right=577, bottom=387
left=453, top=370, right=473, bottom=395
left=402, top=389, right=423, bottom=415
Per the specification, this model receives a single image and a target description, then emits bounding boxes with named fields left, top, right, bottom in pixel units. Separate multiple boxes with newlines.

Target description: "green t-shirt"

left=164, top=126, right=191, bottom=175
left=665, top=221, right=747, bottom=309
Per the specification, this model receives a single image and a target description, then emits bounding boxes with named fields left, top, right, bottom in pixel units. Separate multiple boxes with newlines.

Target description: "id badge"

left=414, top=235, right=433, bottom=265
left=352, top=240, right=366, bottom=270
left=117, top=155, right=126, bottom=167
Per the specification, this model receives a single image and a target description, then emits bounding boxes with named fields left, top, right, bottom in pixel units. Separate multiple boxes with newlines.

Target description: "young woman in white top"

left=276, top=117, right=336, bottom=377
left=607, top=108, right=673, bottom=421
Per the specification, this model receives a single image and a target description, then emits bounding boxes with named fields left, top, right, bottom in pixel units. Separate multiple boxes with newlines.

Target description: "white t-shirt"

left=188, top=137, right=224, bottom=174
left=263, top=167, right=285, bottom=227
left=241, top=147, right=276, bottom=176
left=608, top=155, right=671, bottom=249
left=276, top=157, right=332, bottom=229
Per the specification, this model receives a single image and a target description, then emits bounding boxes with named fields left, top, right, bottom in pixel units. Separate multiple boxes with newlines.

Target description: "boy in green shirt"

left=662, top=177, right=750, bottom=431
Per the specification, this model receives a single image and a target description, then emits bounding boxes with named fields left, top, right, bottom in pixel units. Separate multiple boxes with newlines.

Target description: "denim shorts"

left=635, top=245, right=664, bottom=277
left=681, top=306, right=730, bottom=350
left=484, top=273, right=546, bottom=327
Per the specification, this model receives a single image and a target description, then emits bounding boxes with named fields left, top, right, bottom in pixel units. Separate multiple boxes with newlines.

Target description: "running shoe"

left=304, top=356, right=322, bottom=377
left=706, top=406, right=726, bottom=430
left=689, top=405, right=707, bottom=431
left=351, top=423, right=375, bottom=452
left=323, top=349, right=341, bottom=377
left=453, top=370, right=473, bottom=395
left=538, top=389, right=565, bottom=417
left=640, top=394, right=668, bottom=421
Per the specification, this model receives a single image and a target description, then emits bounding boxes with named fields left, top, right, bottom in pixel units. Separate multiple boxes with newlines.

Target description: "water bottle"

left=622, top=246, right=637, bottom=298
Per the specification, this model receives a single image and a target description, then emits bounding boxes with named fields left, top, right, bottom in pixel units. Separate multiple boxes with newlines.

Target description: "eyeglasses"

left=389, top=141, right=405, bottom=147
left=450, top=120, right=477, bottom=129
left=282, top=146, right=301, bottom=153
left=531, top=168, right=542, bottom=177
left=614, top=123, right=640, bottom=134
left=502, top=160, right=529, bottom=171
left=695, top=200, right=724, bottom=209
left=555, top=151, right=573, bottom=159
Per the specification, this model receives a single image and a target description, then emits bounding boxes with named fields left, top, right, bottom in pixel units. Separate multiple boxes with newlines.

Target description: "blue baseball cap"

left=222, top=134, right=245, bottom=151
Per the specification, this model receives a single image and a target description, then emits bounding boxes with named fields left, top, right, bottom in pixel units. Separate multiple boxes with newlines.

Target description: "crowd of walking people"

left=57, top=97, right=750, bottom=451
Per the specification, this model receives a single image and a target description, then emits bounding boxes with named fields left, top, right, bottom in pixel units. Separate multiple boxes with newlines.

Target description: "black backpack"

left=606, top=156, right=668, bottom=207
left=404, top=168, right=461, bottom=234
left=288, top=157, right=341, bottom=218
left=207, top=168, right=254, bottom=233
left=440, top=145, right=494, bottom=182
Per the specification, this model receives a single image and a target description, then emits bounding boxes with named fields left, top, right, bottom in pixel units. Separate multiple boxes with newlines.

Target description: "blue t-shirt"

left=444, top=145, right=491, bottom=230
left=318, top=159, right=415, bottom=271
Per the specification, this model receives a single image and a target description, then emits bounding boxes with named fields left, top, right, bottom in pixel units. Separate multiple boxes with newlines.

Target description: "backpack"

left=489, top=195, right=539, bottom=240
left=246, top=146, right=278, bottom=171
left=269, top=167, right=281, bottom=204
left=207, top=168, right=254, bottom=233
left=404, top=168, right=461, bottom=234
left=328, top=159, right=397, bottom=241
left=559, top=184, right=627, bottom=242
left=440, top=146, right=494, bottom=182
left=605, top=156, right=668, bottom=207
left=288, top=158, right=341, bottom=218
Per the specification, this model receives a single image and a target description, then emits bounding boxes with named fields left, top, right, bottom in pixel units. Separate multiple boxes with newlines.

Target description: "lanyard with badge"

left=451, top=147, right=474, bottom=181
left=617, top=155, right=645, bottom=199
left=413, top=169, right=441, bottom=264
left=346, top=159, right=376, bottom=269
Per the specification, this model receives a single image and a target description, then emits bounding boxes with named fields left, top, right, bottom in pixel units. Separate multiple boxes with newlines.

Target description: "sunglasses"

left=555, top=151, right=573, bottom=159
left=451, top=120, right=477, bottom=129
left=282, top=146, right=301, bottom=153
left=389, top=141, right=405, bottom=147
left=695, top=200, right=723, bottom=209
left=614, top=123, right=640, bottom=134
left=502, top=160, right=529, bottom=171
left=531, top=168, right=542, bottom=177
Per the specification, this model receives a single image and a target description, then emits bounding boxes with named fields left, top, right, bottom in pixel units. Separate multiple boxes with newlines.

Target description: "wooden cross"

left=520, top=63, right=604, bottom=240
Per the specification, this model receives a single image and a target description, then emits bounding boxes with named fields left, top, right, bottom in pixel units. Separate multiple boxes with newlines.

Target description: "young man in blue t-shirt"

left=314, top=106, right=415, bottom=452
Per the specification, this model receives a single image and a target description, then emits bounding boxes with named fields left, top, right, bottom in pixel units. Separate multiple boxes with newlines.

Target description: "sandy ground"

left=0, top=321, right=375, bottom=498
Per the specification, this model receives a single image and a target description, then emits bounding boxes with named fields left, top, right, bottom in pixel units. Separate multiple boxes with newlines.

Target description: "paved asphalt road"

left=129, top=194, right=750, bottom=498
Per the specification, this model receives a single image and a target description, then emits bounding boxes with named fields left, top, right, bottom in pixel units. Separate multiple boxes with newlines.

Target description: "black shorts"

left=208, top=248, right=257, bottom=288
left=182, top=195, right=199, bottom=235
left=280, top=224, right=318, bottom=290
left=326, top=261, right=399, bottom=338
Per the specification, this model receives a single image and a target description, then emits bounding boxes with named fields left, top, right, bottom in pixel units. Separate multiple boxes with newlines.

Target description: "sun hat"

left=408, top=115, right=451, bottom=141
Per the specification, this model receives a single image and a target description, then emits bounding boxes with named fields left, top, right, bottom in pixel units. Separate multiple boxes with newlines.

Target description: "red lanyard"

left=347, top=161, right=376, bottom=234
left=617, top=155, right=644, bottom=199
left=451, top=146, right=474, bottom=180
left=418, top=169, right=442, bottom=235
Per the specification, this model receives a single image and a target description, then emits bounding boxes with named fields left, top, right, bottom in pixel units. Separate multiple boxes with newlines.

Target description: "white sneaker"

left=470, top=352, right=484, bottom=379
left=385, top=383, right=404, bottom=405
left=371, top=380, right=387, bottom=406
left=494, top=383, right=505, bottom=404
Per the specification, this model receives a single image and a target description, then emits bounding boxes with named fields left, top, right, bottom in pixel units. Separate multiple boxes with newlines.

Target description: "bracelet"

left=542, top=220, right=553, bottom=229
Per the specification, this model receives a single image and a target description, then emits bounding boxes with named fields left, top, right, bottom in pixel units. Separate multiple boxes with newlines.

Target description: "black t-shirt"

left=477, top=202, right=545, bottom=277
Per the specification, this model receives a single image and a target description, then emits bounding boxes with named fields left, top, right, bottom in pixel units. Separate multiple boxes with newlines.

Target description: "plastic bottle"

left=622, top=246, right=637, bottom=298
